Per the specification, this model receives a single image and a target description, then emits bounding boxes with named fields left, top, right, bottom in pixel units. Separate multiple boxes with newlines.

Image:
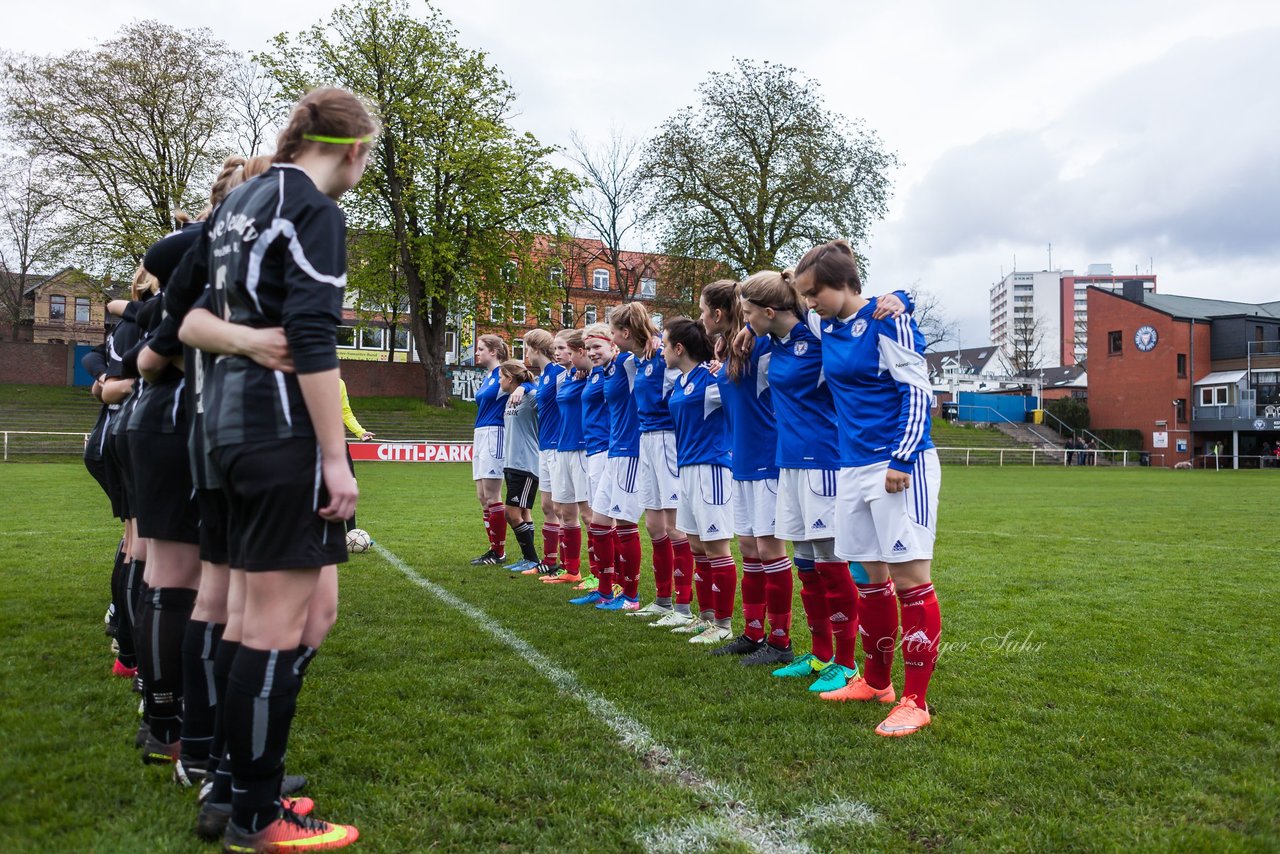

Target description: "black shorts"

left=212, top=438, right=348, bottom=572
left=130, top=431, right=199, bottom=544
left=83, top=454, right=113, bottom=509
left=109, top=430, right=135, bottom=520
left=197, top=487, right=231, bottom=566
left=504, top=468, right=539, bottom=509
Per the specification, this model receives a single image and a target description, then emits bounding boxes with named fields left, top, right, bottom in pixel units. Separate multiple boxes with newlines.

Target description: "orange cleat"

left=820, top=676, right=896, bottom=704
left=542, top=573, right=582, bottom=584
left=875, top=695, right=931, bottom=737
left=222, top=806, right=358, bottom=852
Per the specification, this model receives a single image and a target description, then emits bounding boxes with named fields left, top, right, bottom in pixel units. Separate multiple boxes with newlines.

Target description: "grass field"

left=1, top=463, right=1277, bottom=852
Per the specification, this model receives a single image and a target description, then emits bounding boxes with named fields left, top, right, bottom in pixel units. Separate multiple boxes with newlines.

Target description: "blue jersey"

left=766, top=317, right=839, bottom=469
left=473, top=367, right=506, bottom=428
left=668, top=363, right=731, bottom=468
left=535, top=362, right=565, bottom=451
left=582, top=366, right=611, bottom=455
left=555, top=369, right=587, bottom=452
left=817, top=301, right=934, bottom=472
left=604, top=353, right=641, bottom=458
left=719, top=335, right=779, bottom=481
left=633, top=349, right=679, bottom=433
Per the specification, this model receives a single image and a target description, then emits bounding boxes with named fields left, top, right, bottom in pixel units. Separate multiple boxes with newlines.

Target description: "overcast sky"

left=5, top=0, right=1278, bottom=352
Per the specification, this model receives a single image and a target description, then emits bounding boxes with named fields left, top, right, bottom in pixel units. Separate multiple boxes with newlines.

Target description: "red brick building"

left=1059, top=271, right=1156, bottom=366
left=1087, top=284, right=1280, bottom=466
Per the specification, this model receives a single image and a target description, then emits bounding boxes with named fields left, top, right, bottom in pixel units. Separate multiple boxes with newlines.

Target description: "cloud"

left=896, top=28, right=1280, bottom=262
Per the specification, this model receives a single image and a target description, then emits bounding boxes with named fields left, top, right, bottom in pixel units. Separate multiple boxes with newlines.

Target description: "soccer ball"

left=346, top=528, right=372, bottom=553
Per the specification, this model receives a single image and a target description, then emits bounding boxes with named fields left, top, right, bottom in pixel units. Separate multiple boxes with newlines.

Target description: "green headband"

left=302, top=133, right=373, bottom=144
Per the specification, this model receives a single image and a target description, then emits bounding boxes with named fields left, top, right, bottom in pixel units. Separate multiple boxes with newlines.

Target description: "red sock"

left=898, top=582, right=940, bottom=707
left=763, top=557, right=794, bottom=647
left=741, top=559, right=766, bottom=641
left=542, top=523, right=561, bottom=566
left=710, top=555, right=737, bottom=621
left=616, top=523, right=642, bottom=599
left=672, top=538, right=694, bottom=606
left=815, top=561, right=859, bottom=669
left=590, top=524, right=616, bottom=595
left=487, top=503, right=507, bottom=556
left=560, top=524, right=582, bottom=574
left=797, top=563, right=832, bottom=662
left=651, top=535, right=674, bottom=599
left=692, top=554, right=714, bottom=617
left=857, top=580, right=898, bottom=690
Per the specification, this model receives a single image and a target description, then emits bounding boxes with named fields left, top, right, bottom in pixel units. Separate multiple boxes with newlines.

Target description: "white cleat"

left=651, top=611, right=694, bottom=628
left=626, top=601, right=673, bottom=618
left=671, top=618, right=712, bottom=635
left=689, top=625, right=734, bottom=644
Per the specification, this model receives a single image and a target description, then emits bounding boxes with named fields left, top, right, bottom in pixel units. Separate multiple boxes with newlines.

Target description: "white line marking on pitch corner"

left=374, top=543, right=875, bottom=854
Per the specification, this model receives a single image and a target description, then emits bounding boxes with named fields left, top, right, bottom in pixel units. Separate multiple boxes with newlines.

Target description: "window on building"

left=49, top=295, right=65, bottom=322
left=359, top=326, right=385, bottom=350
left=1175, top=398, right=1187, bottom=423
left=548, top=265, right=564, bottom=288
left=561, top=302, right=575, bottom=327
left=394, top=328, right=410, bottom=352
left=444, top=329, right=458, bottom=362
left=513, top=337, right=525, bottom=361
left=639, top=277, right=657, bottom=299
left=1177, top=353, right=1187, bottom=378
left=592, top=269, right=610, bottom=291
left=336, top=326, right=356, bottom=347
left=75, top=298, right=91, bottom=323
left=1108, top=330, right=1122, bottom=354
left=583, top=304, right=597, bottom=325
left=1199, top=386, right=1228, bottom=407
left=489, top=299, right=505, bottom=323
left=502, top=262, right=518, bottom=285
left=651, top=312, right=663, bottom=330
left=511, top=300, right=526, bottom=325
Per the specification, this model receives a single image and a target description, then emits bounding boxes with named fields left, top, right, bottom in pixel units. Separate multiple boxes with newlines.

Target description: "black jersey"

left=128, top=294, right=188, bottom=435
left=82, top=344, right=111, bottom=462
left=104, top=297, right=151, bottom=440
left=202, top=165, right=346, bottom=447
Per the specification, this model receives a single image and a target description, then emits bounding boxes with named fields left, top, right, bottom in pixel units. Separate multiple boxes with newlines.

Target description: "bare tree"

left=569, top=130, right=646, bottom=301
left=230, top=61, right=285, bottom=157
left=1001, top=313, right=1046, bottom=378
left=909, top=285, right=959, bottom=352
left=0, top=154, right=62, bottom=338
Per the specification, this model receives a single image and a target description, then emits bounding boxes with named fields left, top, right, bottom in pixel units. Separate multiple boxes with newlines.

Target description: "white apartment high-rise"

left=988, top=269, right=1061, bottom=371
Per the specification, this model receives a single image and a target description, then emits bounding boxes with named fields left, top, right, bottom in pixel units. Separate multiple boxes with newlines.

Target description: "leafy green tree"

left=641, top=59, right=898, bottom=277
left=3, top=22, right=235, bottom=273
left=261, top=0, right=578, bottom=404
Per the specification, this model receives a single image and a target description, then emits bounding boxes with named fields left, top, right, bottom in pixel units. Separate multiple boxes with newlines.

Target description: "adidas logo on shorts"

left=611, top=505, right=621, bottom=514
left=811, top=519, right=827, bottom=530
left=892, top=540, right=908, bottom=553
left=708, top=524, right=719, bottom=533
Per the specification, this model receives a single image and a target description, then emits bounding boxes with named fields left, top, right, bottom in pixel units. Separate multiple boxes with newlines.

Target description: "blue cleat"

left=569, top=591, right=607, bottom=606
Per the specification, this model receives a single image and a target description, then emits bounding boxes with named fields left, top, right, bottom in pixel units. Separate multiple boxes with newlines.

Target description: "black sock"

left=133, top=583, right=153, bottom=725
left=180, top=620, right=224, bottom=765
left=107, top=539, right=125, bottom=635
left=293, top=644, right=318, bottom=687
left=144, top=587, right=197, bottom=744
left=205, top=638, right=242, bottom=805
left=515, top=522, right=538, bottom=562
left=227, top=646, right=301, bottom=833
left=113, top=551, right=137, bottom=668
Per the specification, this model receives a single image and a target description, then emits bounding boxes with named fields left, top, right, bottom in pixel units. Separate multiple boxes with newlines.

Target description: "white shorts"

left=676, top=465, right=734, bottom=541
left=552, top=450, right=590, bottom=504
left=590, top=455, right=642, bottom=523
left=587, top=451, right=607, bottom=497
left=835, top=450, right=941, bottom=563
left=638, top=431, right=680, bottom=510
left=538, top=448, right=558, bottom=492
left=472, top=426, right=504, bottom=481
left=733, top=477, right=778, bottom=537
left=774, top=467, right=838, bottom=541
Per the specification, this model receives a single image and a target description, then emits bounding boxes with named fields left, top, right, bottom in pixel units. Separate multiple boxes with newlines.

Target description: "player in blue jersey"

left=549, top=329, right=592, bottom=584
left=610, top=303, right=692, bottom=622
left=738, top=272, right=908, bottom=695
left=568, top=324, right=614, bottom=598
left=698, top=280, right=794, bottom=663
left=507, top=329, right=563, bottom=574
left=663, top=318, right=740, bottom=645
left=793, top=240, right=941, bottom=737
left=471, top=334, right=510, bottom=565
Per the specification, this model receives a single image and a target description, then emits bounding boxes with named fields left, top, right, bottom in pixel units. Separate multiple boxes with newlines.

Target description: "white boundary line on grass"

left=374, top=543, right=876, bottom=854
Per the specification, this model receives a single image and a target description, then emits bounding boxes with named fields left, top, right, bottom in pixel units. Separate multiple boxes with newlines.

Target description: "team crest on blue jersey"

left=644, top=364, right=654, bottom=376
left=591, top=374, right=600, bottom=383
left=851, top=318, right=868, bottom=337
left=794, top=341, right=809, bottom=355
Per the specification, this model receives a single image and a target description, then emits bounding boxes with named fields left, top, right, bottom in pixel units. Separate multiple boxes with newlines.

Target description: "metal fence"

left=2, top=431, right=91, bottom=460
